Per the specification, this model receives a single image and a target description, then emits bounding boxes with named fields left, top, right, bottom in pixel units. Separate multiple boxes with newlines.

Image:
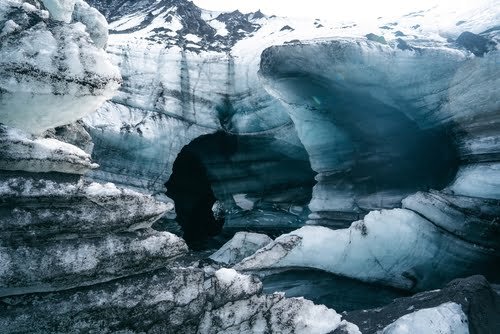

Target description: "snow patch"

left=381, top=302, right=469, bottom=334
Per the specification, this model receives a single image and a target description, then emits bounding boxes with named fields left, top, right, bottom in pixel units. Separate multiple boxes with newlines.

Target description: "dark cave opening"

left=165, top=130, right=315, bottom=249
left=165, top=132, right=236, bottom=249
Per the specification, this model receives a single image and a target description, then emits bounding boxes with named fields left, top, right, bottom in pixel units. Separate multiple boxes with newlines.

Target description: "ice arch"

left=259, top=40, right=463, bottom=226
left=166, top=131, right=315, bottom=248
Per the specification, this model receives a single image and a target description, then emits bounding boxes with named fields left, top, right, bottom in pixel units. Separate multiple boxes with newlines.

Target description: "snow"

left=185, top=33, right=201, bottom=43
left=111, top=13, right=148, bottom=31
left=210, top=232, right=272, bottom=265
left=73, top=0, right=109, bottom=48
left=1, top=19, right=19, bottom=36
left=214, top=268, right=261, bottom=295
left=41, top=0, right=76, bottom=23
left=186, top=43, right=201, bottom=49
left=381, top=302, right=469, bottom=334
left=21, top=3, right=37, bottom=12
left=207, top=19, right=228, bottom=36
left=84, top=182, right=122, bottom=197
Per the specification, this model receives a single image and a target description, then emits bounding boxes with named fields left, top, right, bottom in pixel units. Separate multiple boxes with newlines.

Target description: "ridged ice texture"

left=0, top=125, right=98, bottom=174
left=0, top=267, right=359, bottom=334
left=0, top=0, right=121, bottom=134
left=0, top=173, right=177, bottom=296
left=235, top=208, right=500, bottom=291
left=259, top=38, right=499, bottom=226
left=0, top=175, right=172, bottom=243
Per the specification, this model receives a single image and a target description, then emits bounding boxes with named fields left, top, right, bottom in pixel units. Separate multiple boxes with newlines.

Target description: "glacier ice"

left=236, top=208, right=500, bottom=290
left=78, top=0, right=499, bottom=260
left=258, top=38, right=500, bottom=227
left=381, top=302, right=469, bottom=334
left=0, top=0, right=121, bottom=134
left=0, top=0, right=499, bottom=332
left=41, top=0, right=76, bottom=23
left=447, top=163, right=500, bottom=199
left=0, top=125, right=98, bottom=174
left=210, top=232, right=272, bottom=265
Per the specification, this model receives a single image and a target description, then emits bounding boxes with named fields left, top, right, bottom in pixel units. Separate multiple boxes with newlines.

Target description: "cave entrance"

left=165, top=132, right=236, bottom=249
left=165, top=130, right=315, bottom=249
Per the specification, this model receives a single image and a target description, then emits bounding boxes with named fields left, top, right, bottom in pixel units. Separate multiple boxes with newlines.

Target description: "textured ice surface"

left=73, top=0, right=108, bottom=47
left=0, top=174, right=172, bottom=243
left=236, top=208, right=499, bottom=290
left=0, top=0, right=121, bottom=134
left=259, top=40, right=498, bottom=226
left=0, top=229, right=186, bottom=296
left=210, top=232, right=272, bottom=265
left=41, top=0, right=76, bottom=23
left=0, top=266, right=360, bottom=333
left=0, top=125, right=98, bottom=174
left=381, top=302, right=469, bottom=334
left=402, top=191, right=500, bottom=249
left=448, top=163, right=500, bottom=199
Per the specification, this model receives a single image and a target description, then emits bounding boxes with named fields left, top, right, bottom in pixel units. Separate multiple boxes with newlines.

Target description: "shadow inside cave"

left=165, top=130, right=315, bottom=249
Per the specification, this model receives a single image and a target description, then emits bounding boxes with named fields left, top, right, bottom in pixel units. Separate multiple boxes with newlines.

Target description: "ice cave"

left=0, top=0, right=499, bottom=333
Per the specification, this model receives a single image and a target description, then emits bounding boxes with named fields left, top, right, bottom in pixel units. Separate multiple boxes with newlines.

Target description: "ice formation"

left=0, top=0, right=499, bottom=332
left=380, top=302, right=469, bottom=334
left=210, top=232, right=273, bottom=265
left=0, top=0, right=121, bottom=134
left=0, top=125, right=98, bottom=174
left=235, top=208, right=499, bottom=290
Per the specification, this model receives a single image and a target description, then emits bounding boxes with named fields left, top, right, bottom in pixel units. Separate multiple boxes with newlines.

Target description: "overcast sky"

left=191, top=0, right=473, bottom=21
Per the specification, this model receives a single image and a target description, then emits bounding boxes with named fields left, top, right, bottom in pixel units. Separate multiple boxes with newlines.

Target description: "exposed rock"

left=365, top=33, right=387, bottom=44
left=456, top=31, right=496, bottom=56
